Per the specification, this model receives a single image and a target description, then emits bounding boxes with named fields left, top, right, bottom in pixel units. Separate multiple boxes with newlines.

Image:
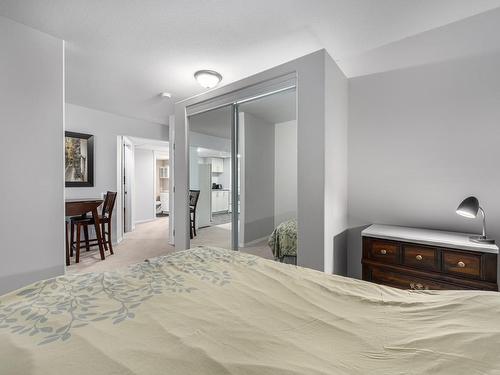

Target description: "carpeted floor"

left=210, top=212, right=231, bottom=225
left=192, top=222, right=273, bottom=260
left=67, top=217, right=273, bottom=274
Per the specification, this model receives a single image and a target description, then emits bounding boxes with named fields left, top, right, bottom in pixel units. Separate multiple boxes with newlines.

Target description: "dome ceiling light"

left=194, top=70, right=222, bottom=89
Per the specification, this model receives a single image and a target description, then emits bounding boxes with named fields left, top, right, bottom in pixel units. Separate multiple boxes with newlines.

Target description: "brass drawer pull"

left=457, top=261, right=466, bottom=268
left=416, top=254, right=423, bottom=261
left=380, top=249, right=387, bottom=255
left=410, top=282, right=427, bottom=290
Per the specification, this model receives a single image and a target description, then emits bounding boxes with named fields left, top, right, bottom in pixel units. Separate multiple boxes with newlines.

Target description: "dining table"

left=65, top=198, right=105, bottom=266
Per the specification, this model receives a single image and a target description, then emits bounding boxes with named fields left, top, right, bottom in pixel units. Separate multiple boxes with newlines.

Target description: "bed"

left=1, top=247, right=499, bottom=374
left=268, top=218, right=297, bottom=264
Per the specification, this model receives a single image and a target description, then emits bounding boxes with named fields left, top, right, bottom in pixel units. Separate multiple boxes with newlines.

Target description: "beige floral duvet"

left=0, top=247, right=499, bottom=374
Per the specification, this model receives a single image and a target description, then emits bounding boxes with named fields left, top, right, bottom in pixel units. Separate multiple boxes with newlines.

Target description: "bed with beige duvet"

left=0, top=247, right=499, bottom=374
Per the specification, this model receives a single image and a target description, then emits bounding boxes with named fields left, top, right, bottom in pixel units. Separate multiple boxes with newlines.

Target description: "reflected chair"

left=189, top=190, right=200, bottom=239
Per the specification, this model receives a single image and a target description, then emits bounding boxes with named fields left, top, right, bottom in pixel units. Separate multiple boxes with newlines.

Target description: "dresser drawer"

left=367, top=239, right=399, bottom=264
left=362, top=225, right=498, bottom=291
left=370, top=267, right=463, bottom=291
left=442, top=250, right=481, bottom=279
left=403, top=245, right=438, bottom=271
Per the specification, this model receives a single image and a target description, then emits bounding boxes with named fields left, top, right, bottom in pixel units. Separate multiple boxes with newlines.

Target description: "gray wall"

left=348, top=51, right=500, bottom=278
left=241, top=112, right=275, bottom=243
left=65, top=104, right=169, bottom=243
left=134, top=148, right=155, bottom=223
left=0, top=17, right=64, bottom=294
left=274, top=120, right=297, bottom=226
left=324, top=54, right=349, bottom=275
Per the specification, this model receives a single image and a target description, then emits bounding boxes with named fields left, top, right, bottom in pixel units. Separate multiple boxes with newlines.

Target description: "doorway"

left=119, top=136, right=170, bottom=243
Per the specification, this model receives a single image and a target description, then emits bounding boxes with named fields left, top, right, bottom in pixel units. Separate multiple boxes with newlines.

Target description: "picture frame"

left=65, top=131, right=94, bottom=187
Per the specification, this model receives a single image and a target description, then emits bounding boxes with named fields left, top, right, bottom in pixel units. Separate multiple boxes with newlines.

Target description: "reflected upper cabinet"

left=211, top=158, right=224, bottom=173
left=159, top=166, right=169, bottom=178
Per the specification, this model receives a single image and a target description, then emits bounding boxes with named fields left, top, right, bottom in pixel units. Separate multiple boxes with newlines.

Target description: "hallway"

left=67, top=217, right=273, bottom=274
left=67, top=217, right=174, bottom=274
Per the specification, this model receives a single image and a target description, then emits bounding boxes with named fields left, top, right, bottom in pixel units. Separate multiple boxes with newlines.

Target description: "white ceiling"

left=189, top=106, right=231, bottom=139
left=1, top=0, right=500, bottom=124
left=189, top=89, right=296, bottom=140
left=129, top=136, right=169, bottom=153
left=240, top=89, right=296, bottom=125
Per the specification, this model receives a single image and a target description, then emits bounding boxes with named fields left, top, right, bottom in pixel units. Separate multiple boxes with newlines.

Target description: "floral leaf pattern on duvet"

left=0, top=247, right=257, bottom=345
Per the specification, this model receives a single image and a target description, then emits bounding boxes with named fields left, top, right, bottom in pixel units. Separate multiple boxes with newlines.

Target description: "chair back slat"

left=101, top=191, right=117, bottom=218
left=189, top=190, right=200, bottom=209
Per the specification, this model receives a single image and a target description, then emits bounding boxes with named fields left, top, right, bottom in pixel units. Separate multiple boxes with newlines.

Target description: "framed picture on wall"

left=65, top=131, right=94, bottom=187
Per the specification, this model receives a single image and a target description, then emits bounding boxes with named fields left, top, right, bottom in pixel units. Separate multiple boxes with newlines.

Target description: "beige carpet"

left=192, top=222, right=274, bottom=260
left=67, top=217, right=273, bottom=274
left=67, top=217, right=174, bottom=274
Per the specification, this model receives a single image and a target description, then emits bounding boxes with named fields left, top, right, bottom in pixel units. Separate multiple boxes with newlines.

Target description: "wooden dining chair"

left=189, top=190, right=200, bottom=239
left=70, top=191, right=117, bottom=263
left=66, top=200, right=101, bottom=264
left=96, top=191, right=118, bottom=254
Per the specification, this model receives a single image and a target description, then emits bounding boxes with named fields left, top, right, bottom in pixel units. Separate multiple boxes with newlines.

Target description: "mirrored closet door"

left=186, top=87, right=297, bottom=263
left=188, top=105, right=234, bottom=250
left=236, top=88, right=297, bottom=263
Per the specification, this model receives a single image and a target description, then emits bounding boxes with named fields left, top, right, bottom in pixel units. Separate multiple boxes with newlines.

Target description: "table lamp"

left=456, top=196, right=495, bottom=244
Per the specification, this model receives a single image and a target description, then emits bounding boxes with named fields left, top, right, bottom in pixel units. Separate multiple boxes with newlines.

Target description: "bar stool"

left=70, top=191, right=117, bottom=263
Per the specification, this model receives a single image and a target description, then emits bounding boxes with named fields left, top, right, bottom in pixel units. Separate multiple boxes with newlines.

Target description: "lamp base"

left=469, top=235, right=496, bottom=244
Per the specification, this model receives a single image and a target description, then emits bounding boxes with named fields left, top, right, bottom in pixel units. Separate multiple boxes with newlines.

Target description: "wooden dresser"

left=362, top=225, right=499, bottom=291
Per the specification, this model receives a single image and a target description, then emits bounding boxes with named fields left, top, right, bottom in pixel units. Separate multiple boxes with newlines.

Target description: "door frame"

left=122, top=136, right=135, bottom=234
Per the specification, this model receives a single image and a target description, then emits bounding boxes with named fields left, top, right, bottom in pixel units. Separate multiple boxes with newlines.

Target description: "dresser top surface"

left=362, top=224, right=499, bottom=254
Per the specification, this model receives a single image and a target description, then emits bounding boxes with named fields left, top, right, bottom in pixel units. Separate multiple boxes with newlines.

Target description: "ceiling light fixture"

left=194, top=70, right=222, bottom=89
left=160, top=92, right=172, bottom=98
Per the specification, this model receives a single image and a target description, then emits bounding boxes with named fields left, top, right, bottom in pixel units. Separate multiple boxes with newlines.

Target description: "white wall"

left=189, top=131, right=231, bottom=190
left=134, top=148, right=155, bottom=224
left=65, top=104, right=169, bottom=242
left=324, top=55, right=349, bottom=275
left=274, top=120, right=297, bottom=226
left=221, top=157, right=232, bottom=190
left=189, top=146, right=200, bottom=189
left=189, top=131, right=231, bottom=153
left=0, top=17, right=64, bottom=294
left=348, top=51, right=500, bottom=279
left=241, top=112, right=275, bottom=243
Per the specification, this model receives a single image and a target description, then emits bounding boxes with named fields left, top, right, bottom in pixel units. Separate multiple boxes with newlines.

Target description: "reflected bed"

left=268, top=218, right=297, bottom=264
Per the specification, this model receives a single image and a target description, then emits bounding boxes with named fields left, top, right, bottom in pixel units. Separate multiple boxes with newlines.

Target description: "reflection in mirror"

left=237, top=88, right=297, bottom=264
left=188, top=106, right=233, bottom=250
